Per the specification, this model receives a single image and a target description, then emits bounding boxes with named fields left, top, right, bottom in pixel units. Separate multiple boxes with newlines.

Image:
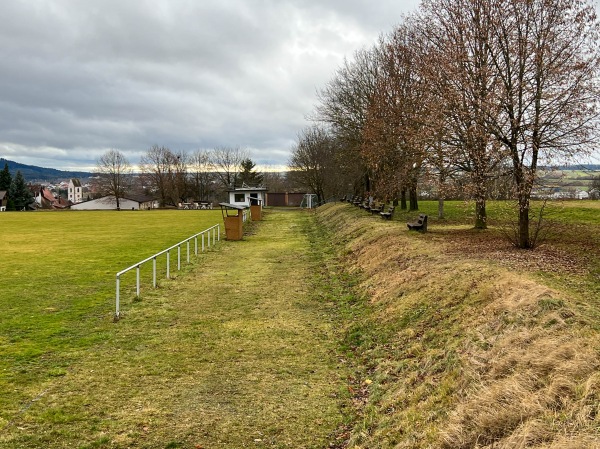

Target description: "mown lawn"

left=0, top=209, right=222, bottom=438
left=1, top=208, right=349, bottom=448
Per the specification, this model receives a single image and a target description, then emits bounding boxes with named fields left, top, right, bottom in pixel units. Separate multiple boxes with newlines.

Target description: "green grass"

left=0, top=209, right=222, bottom=435
left=0, top=209, right=350, bottom=448
left=2, top=200, right=599, bottom=447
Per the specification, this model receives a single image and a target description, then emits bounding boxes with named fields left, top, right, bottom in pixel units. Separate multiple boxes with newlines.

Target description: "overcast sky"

left=0, top=0, right=421, bottom=171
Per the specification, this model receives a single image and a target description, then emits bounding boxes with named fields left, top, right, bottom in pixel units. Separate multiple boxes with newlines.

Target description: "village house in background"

left=68, top=178, right=83, bottom=204
left=70, top=194, right=158, bottom=210
left=34, top=186, right=70, bottom=209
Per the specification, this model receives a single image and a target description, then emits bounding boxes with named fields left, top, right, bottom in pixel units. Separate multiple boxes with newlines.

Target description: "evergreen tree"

left=9, top=170, right=33, bottom=210
left=237, top=158, right=264, bottom=187
left=0, top=163, right=11, bottom=192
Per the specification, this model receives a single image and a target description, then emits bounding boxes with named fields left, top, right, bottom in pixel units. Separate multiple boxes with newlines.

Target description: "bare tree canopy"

left=312, top=0, right=600, bottom=247
left=139, top=145, right=187, bottom=207
left=209, top=146, right=249, bottom=190
left=94, top=149, right=132, bottom=210
left=288, top=126, right=341, bottom=203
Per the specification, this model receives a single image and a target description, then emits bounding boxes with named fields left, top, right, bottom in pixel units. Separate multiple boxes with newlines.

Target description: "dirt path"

left=2, top=209, right=346, bottom=448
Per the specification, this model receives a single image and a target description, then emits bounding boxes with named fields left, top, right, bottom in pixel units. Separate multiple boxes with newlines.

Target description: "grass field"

left=1, top=201, right=599, bottom=448
left=1, top=208, right=351, bottom=448
left=0, top=209, right=223, bottom=442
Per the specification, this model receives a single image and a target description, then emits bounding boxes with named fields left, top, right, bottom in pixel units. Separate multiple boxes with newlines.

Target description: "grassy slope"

left=1, top=209, right=348, bottom=448
left=316, top=202, right=600, bottom=449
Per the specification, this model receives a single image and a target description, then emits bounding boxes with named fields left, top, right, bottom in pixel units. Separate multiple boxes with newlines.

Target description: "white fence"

left=115, top=224, right=220, bottom=319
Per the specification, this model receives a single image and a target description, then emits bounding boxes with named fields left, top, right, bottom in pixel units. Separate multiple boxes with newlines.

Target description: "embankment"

left=317, top=203, right=600, bottom=449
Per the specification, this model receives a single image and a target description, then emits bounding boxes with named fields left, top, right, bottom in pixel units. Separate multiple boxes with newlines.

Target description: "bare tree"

left=189, top=149, right=215, bottom=201
left=95, top=149, right=132, bottom=210
left=209, top=146, right=248, bottom=191
left=139, top=145, right=188, bottom=207
left=361, top=22, right=430, bottom=210
left=421, top=0, right=507, bottom=229
left=140, top=145, right=173, bottom=207
left=288, top=126, right=340, bottom=203
left=483, top=0, right=600, bottom=247
left=315, top=46, right=383, bottom=193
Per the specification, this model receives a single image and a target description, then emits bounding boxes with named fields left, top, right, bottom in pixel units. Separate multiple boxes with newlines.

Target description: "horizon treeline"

left=93, top=146, right=297, bottom=209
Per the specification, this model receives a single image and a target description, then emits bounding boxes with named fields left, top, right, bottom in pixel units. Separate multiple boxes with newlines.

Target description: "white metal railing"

left=114, top=224, right=220, bottom=320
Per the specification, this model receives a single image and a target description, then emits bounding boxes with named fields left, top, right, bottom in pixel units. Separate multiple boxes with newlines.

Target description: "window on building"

left=234, top=193, right=245, bottom=202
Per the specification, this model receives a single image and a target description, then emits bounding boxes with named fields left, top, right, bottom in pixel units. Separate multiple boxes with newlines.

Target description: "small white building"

left=68, top=179, right=83, bottom=204
left=71, top=195, right=157, bottom=210
left=227, top=186, right=268, bottom=207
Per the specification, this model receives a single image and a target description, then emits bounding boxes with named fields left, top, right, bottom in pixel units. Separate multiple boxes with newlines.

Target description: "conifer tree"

left=9, top=170, right=33, bottom=210
left=0, top=163, right=11, bottom=192
left=237, top=158, right=264, bottom=187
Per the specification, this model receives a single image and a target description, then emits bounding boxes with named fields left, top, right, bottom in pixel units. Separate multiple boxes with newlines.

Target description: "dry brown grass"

left=316, top=203, right=600, bottom=449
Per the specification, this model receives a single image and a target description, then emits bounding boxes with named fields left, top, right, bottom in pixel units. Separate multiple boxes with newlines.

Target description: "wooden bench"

left=353, top=197, right=363, bottom=207
left=370, top=203, right=385, bottom=215
left=380, top=206, right=395, bottom=220
left=360, top=200, right=371, bottom=210
left=407, top=214, right=428, bottom=232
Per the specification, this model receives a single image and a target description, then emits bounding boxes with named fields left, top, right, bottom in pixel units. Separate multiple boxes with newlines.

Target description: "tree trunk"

left=400, top=189, right=407, bottom=210
left=518, top=197, right=531, bottom=249
left=409, top=186, right=418, bottom=211
left=475, top=197, right=487, bottom=229
left=438, top=197, right=444, bottom=219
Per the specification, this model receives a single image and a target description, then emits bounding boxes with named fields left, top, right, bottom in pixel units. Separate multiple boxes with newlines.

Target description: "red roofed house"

left=35, top=187, right=70, bottom=209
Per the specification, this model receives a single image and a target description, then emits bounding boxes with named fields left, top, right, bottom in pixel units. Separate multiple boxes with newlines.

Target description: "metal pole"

left=187, top=241, right=190, bottom=263
left=167, top=250, right=170, bottom=279
left=153, top=257, right=157, bottom=288
left=177, top=245, right=181, bottom=271
left=202, top=233, right=205, bottom=252
left=136, top=265, right=140, bottom=297
left=208, top=229, right=211, bottom=248
left=218, top=224, right=220, bottom=241
left=115, top=275, right=120, bottom=318
left=195, top=236, right=198, bottom=255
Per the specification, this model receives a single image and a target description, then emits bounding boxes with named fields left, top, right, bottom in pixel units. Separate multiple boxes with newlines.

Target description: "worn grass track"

left=1, top=209, right=348, bottom=448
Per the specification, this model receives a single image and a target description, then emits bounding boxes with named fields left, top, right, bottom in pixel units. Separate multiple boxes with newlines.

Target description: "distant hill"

left=0, top=158, right=93, bottom=182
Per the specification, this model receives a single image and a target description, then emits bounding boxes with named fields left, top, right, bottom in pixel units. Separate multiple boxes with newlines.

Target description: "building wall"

left=265, top=192, right=306, bottom=207
left=227, top=190, right=266, bottom=207
left=71, top=197, right=141, bottom=210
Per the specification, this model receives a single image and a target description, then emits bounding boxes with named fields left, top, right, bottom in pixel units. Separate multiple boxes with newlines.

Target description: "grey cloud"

left=0, top=0, right=420, bottom=170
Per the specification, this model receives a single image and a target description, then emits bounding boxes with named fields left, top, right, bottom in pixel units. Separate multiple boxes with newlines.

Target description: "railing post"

left=187, top=240, right=190, bottom=263
left=194, top=236, right=198, bottom=255
left=115, top=274, right=120, bottom=319
left=208, top=229, right=211, bottom=248
left=218, top=224, right=220, bottom=241
left=202, top=233, right=205, bottom=252
left=177, top=245, right=181, bottom=271
left=167, top=250, right=170, bottom=279
left=136, top=265, right=140, bottom=297
left=153, top=257, right=157, bottom=288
